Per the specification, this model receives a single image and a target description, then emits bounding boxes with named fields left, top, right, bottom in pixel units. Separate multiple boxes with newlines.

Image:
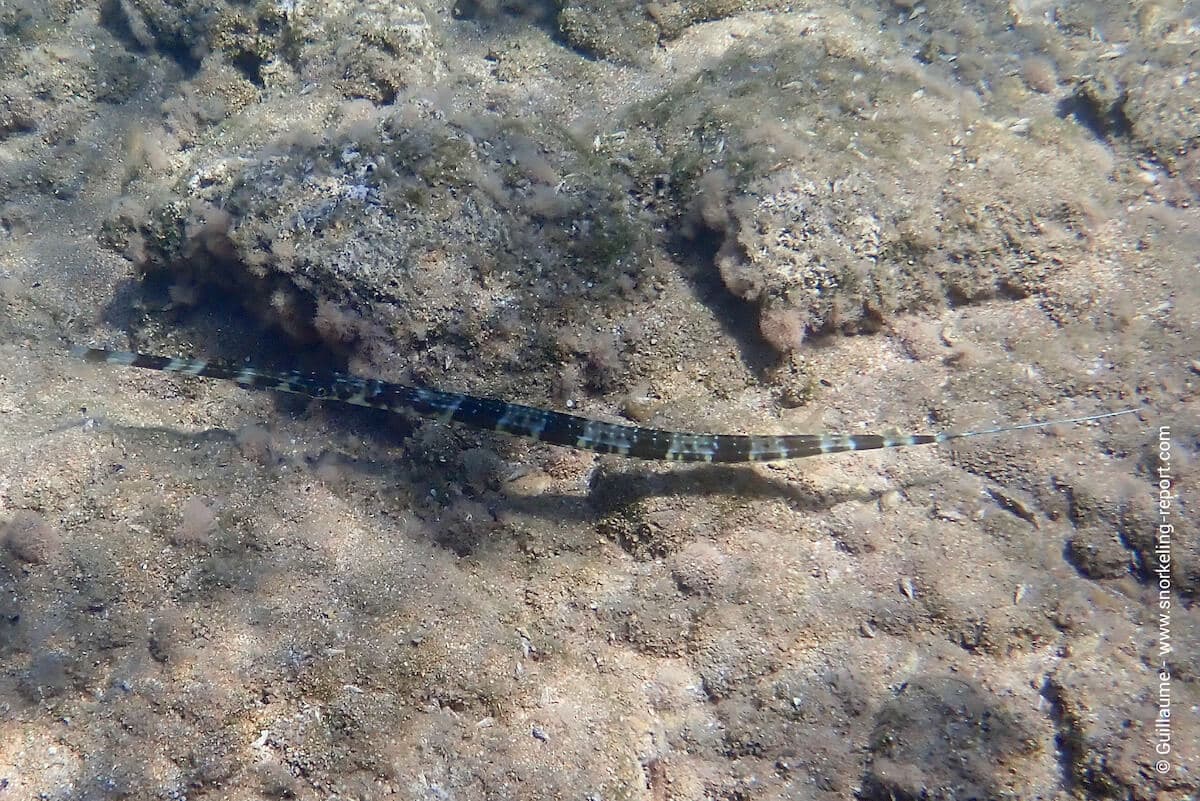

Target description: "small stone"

left=2, top=511, right=61, bottom=564
left=878, top=490, right=902, bottom=511
left=987, top=486, right=1040, bottom=528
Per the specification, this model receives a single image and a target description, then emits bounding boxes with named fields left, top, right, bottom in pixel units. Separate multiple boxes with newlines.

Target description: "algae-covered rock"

left=611, top=24, right=1116, bottom=349
left=107, top=95, right=656, bottom=403
left=557, top=0, right=791, bottom=61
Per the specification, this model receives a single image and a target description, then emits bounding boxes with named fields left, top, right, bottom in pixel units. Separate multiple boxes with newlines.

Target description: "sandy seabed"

left=0, top=1, right=1197, bottom=799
